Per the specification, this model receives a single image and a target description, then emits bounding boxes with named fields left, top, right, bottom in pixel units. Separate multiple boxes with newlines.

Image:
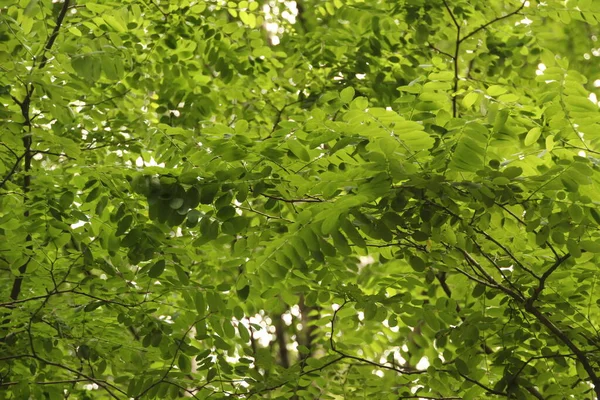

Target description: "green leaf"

left=524, top=127, right=541, bottom=146
left=238, top=322, right=250, bottom=342
left=340, top=87, right=355, bottom=104
left=174, top=265, right=190, bottom=285
left=148, top=260, right=166, bottom=278
left=59, top=191, right=75, bottom=209
left=340, top=218, right=366, bottom=248
left=200, top=184, right=220, bottom=204
left=462, top=91, right=479, bottom=108
left=288, top=139, right=311, bottom=162
left=580, top=240, right=600, bottom=253
left=409, top=256, right=425, bottom=272
left=321, top=212, right=340, bottom=235
left=569, top=204, right=584, bottom=223
left=486, top=85, right=507, bottom=96
left=178, top=354, right=191, bottom=373
left=169, top=197, right=184, bottom=209
left=194, top=292, right=206, bottom=315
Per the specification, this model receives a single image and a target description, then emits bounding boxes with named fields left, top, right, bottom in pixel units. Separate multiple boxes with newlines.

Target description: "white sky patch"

left=70, top=220, right=86, bottom=229
left=416, top=356, right=430, bottom=370
left=290, top=304, right=300, bottom=316
left=359, top=255, right=374, bottom=267
left=535, top=63, right=546, bottom=76
left=158, top=314, right=174, bottom=324
left=411, top=385, right=425, bottom=394
left=249, top=314, right=274, bottom=347
left=500, top=264, right=514, bottom=273
left=263, top=1, right=298, bottom=44
left=83, top=383, right=99, bottom=391
left=135, top=156, right=164, bottom=168
left=282, top=312, right=293, bottom=326
left=519, top=17, right=533, bottom=25
left=382, top=319, right=400, bottom=333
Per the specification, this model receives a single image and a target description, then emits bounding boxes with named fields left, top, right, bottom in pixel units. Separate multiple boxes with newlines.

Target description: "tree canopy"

left=1, top=0, right=600, bottom=399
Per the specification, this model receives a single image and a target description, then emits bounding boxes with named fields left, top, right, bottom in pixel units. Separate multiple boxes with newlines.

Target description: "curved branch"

left=460, top=1, right=527, bottom=43
left=0, top=152, right=26, bottom=190
left=38, top=0, right=71, bottom=69
left=527, top=253, right=571, bottom=306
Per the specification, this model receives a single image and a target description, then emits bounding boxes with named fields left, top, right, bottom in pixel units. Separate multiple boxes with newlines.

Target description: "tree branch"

left=136, top=315, right=210, bottom=398
left=527, top=254, right=571, bottom=306
left=441, top=0, right=461, bottom=117
left=260, top=193, right=324, bottom=203
left=329, top=301, right=427, bottom=375
left=459, top=1, right=527, bottom=43
left=523, top=304, right=600, bottom=397
left=0, top=152, right=26, bottom=190
left=38, top=0, right=71, bottom=69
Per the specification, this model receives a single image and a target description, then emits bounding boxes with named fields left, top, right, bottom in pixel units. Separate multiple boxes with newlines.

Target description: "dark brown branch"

left=458, top=372, right=506, bottom=396
left=523, top=304, right=600, bottom=397
left=163, top=380, right=201, bottom=400
left=0, top=142, right=19, bottom=158
left=247, top=355, right=345, bottom=396
left=441, top=0, right=526, bottom=117
left=527, top=254, right=571, bottom=306
left=329, top=301, right=426, bottom=375
left=525, top=387, right=545, bottom=400
left=78, top=90, right=131, bottom=108
left=136, top=315, right=210, bottom=398
left=428, top=200, right=539, bottom=279
left=31, top=150, right=74, bottom=159
left=82, top=138, right=138, bottom=151
left=8, top=0, right=71, bottom=307
left=1, top=354, right=124, bottom=398
left=454, top=265, right=499, bottom=289
left=0, top=152, right=26, bottom=190
left=459, top=1, right=527, bottom=43
left=435, top=273, right=493, bottom=354
left=274, top=313, right=290, bottom=368
left=236, top=204, right=293, bottom=223
left=442, top=0, right=460, bottom=117
left=0, top=379, right=106, bottom=387
left=38, top=0, right=71, bottom=69
left=470, top=240, right=525, bottom=298
left=494, top=202, right=560, bottom=260
left=459, top=248, right=524, bottom=301
left=148, top=0, right=169, bottom=18
left=428, top=44, right=455, bottom=59
left=261, top=193, right=324, bottom=203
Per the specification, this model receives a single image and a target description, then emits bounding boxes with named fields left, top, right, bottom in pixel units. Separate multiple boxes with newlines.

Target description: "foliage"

left=1, top=0, right=600, bottom=399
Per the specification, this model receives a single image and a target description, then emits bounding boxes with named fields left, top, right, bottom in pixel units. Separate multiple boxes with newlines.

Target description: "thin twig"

left=38, top=0, right=71, bottom=69
left=527, top=254, right=571, bottom=306
left=261, top=193, right=324, bottom=203
left=459, top=1, right=527, bottom=43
